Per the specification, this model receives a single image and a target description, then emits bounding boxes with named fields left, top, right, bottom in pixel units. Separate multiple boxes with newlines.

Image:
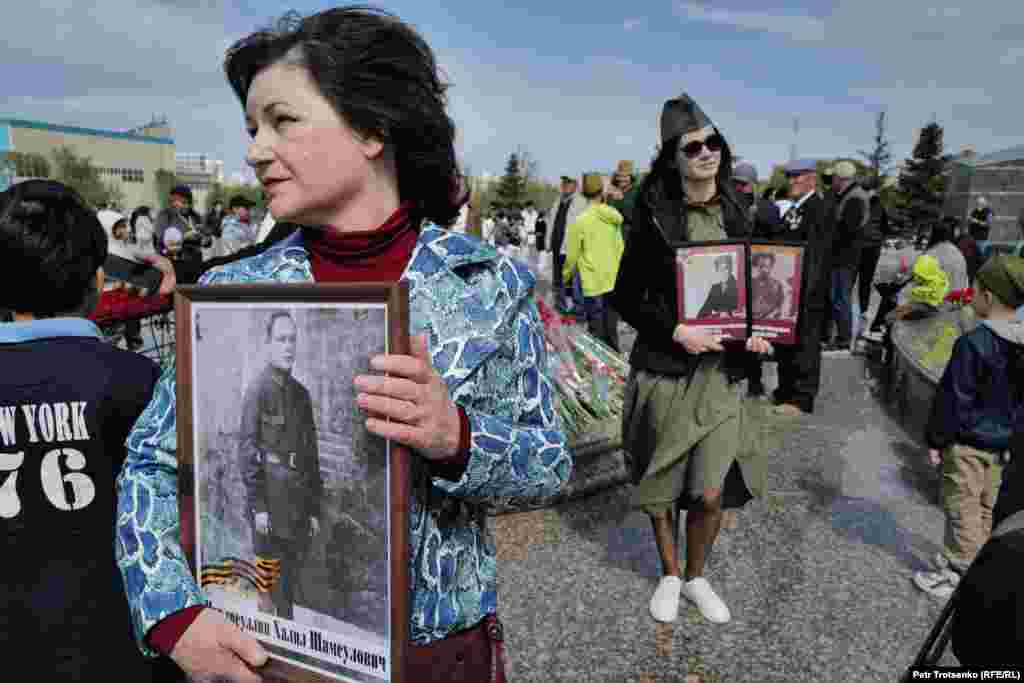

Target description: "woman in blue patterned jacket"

left=114, top=7, right=571, bottom=683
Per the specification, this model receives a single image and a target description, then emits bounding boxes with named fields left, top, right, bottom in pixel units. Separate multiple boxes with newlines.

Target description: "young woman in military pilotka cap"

left=612, top=93, right=774, bottom=625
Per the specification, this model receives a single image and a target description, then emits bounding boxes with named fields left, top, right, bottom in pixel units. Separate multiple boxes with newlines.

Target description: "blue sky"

left=1, top=1, right=1021, bottom=186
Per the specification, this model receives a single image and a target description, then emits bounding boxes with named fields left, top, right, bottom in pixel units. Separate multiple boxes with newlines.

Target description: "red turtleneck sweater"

left=148, top=202, right=471, bottom=656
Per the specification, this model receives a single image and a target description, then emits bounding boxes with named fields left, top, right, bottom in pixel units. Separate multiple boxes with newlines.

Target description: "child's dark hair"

left=0, top=180, right=107, bottom=317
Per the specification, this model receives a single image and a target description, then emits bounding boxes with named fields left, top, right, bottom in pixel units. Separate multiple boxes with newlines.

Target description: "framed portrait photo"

left=749, top=242, right=805, bottom=345
left=175, top=283, right=411, bottom=683
left=675, top=240, right=749, bottom=342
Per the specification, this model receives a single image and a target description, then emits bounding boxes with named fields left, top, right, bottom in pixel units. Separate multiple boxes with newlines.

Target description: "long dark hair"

left=223, top=6, right=460, bottom=227
left=638, top=127, right=747, bottom=237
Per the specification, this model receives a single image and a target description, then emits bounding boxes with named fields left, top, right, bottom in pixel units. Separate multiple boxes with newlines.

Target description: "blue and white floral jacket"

left=116, top=226, right=572, bottom=653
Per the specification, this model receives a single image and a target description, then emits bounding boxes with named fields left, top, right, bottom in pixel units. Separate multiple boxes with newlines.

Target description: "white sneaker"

left=912, top=569, right=959, bottom=599
left=649, top=575, right=682, bottom=623
left=681, top=577, right=731, bottom=623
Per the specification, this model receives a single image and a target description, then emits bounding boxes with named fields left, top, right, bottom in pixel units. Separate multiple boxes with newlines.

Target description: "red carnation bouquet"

left=944, top=287, right=975, bottom=306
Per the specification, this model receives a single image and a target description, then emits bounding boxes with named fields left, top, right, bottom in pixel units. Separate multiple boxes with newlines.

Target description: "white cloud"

left=623, top=18, right=644, bottom=31
left=672, top=1, right=827, bottom=42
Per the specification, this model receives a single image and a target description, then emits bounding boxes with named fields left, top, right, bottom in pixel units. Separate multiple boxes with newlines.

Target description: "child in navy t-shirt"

left=0, top=180, right=181, bottom=681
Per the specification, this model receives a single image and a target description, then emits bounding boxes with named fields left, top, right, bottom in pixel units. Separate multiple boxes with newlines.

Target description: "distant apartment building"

left=0, top=116, right=175, bottom=208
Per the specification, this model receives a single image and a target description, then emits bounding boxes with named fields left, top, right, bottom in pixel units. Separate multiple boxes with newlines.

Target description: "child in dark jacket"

left=913, top=254, right=1024, bottom=599
left=951, top=428, right=1024, bottom=665
left=0, top=180, right=181, bottom=681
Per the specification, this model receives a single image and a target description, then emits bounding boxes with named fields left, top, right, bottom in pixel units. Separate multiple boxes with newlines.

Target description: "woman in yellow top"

left=562, top=173, right=626, bottom=351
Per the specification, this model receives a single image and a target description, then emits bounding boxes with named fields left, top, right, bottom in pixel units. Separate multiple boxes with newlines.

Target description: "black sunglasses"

left=680, top=133, right=724, bottom=159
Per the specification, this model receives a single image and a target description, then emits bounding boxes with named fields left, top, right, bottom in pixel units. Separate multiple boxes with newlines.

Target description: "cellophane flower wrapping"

left=537, top=300, right=629, bottom=439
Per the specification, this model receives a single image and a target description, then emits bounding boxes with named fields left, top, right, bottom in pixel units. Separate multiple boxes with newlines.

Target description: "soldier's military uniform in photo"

left=240, top=312, right=323, bottom=620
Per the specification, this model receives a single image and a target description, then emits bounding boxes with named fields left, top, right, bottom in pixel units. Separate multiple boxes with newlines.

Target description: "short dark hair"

left=753, top=252, right=776, bottom=267
left=0, top=180, right=107, bottom=317
left=928, top=220, right=954, bottom=249
left=170, top=184, right=192, bottom=201
left=265, top=311, right=296, bottom=342
left=224, top=6, right=460, bottom=227
left=229, top=195, right=252, bottom=210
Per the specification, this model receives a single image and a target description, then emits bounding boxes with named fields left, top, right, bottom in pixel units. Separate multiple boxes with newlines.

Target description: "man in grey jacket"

left=825, top=161, right=870, bottom=351
left=546, top=176, right=587, bottom=313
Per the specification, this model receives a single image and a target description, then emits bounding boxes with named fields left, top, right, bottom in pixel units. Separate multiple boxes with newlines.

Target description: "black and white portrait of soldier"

left=697, top=253, right=740, bottom=318
left=194, top=304, right=390, bottom=658
left=240, top=310, right=324, bottom=621
left=751, top=252, right=786, bottom=320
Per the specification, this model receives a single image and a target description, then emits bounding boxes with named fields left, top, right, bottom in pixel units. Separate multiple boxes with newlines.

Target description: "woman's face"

left=245, top=61, right=384, bottom=226
left=677, top=125, right=721, bottom=182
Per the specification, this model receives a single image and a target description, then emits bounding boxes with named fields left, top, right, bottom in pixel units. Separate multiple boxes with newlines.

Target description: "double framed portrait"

left=675, top=240, right=806, bottom=344
left=175, top=283, right=411, bottom=683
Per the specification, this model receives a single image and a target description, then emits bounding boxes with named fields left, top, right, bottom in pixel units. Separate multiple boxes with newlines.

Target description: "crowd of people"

left=1, top=4, right=1023, bottom=682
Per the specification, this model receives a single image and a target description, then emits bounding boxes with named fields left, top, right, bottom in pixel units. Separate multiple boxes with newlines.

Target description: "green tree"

left=898, top=121, right=949, bottom=231
left=206, top=182, right=264, bottom=212
left=858, top=110, right=893, bottom=181
left=51, top=146, right=121, bottom=209
left=496, top=152, right=527, bottom=208
left=154, top=169, right=183, bottom=208
left=4, top=151, right=51, bottom=178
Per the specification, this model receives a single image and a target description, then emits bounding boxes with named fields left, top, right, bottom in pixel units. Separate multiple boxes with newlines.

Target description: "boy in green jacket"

left=563, top=173, right=625, bottom=351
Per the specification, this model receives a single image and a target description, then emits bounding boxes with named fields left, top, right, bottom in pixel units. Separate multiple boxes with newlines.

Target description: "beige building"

left=0, top=117, right=175, bottom=209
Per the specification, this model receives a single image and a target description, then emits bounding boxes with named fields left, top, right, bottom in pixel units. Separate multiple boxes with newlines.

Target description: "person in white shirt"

left=482, top=212, right=496, bottom=244
left=99, top=210, right=154, bottom=269
left=130, top=207, right=154, bottom=249
left=96, top=210, right=176, bottom=349
left=522, top=200, right=538, bottom=241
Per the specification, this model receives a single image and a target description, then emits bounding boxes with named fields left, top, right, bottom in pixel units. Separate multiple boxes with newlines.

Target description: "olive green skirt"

left=622, top=356, right=768, bottom=516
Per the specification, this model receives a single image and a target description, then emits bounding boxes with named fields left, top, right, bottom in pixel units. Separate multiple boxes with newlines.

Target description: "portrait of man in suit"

left=698, top=253, right=740, bottom=318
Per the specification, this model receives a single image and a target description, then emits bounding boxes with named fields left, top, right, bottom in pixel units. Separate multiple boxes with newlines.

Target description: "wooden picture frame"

left=749, top=241, right=806, bottom=345
left=175, top=283, right=410, bottom=683
left=675, top=240, right=806, bottom=344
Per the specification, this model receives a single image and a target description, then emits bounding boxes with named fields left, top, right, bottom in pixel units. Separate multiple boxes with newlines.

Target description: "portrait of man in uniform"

left=751, top=252, right=786, bottom=320
left=240, top=310, right=324, bottom=620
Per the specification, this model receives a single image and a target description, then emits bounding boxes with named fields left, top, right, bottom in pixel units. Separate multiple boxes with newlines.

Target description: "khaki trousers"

left=942, top=443, right=1003, bottom=573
